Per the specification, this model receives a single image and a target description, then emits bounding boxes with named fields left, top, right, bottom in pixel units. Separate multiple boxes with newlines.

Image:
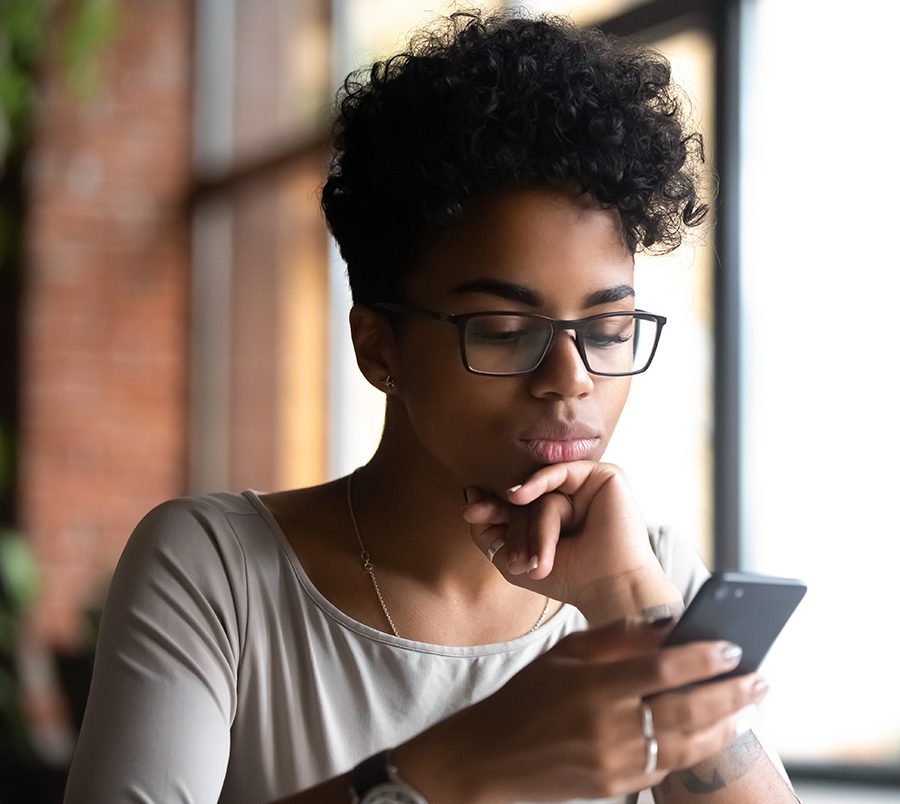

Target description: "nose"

left=529, top=331, right=594, bottom=399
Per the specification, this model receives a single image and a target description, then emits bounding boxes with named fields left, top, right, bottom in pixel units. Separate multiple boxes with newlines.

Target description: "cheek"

left=598, top=377, right=631, bottom=433
left=399, top=365, right=524, bottom=484
left=591, top=379, right=631, bottom=462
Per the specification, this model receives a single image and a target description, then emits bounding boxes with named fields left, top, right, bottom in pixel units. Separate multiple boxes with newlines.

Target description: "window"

left=741, top=0, right=900, bottom=780
left=188, top=1, right=900, bottom=789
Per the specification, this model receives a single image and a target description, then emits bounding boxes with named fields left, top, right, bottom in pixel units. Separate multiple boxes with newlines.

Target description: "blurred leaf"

left=1, top=0, right=118, bottom=163
left=0, top=0, right=47, bottom=154
left=61, top=0, right=118, bottom=98
left=0, top=530, right=38, bottom=611
left=1, top=0, right=46, bottom=54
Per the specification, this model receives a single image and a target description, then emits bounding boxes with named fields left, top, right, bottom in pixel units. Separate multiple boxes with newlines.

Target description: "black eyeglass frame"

left=371, top=302, right=667, bottom=377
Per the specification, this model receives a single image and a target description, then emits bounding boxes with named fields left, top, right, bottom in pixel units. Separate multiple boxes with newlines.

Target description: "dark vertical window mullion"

left=711, top=0, right=744, bottom=571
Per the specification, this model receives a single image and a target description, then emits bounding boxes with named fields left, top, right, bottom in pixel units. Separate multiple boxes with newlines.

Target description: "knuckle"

left=651, top=654, right=680, bottom=689
left=592, top=748, right=616, bottom=776
left=671, top=696, right=696, bottom=731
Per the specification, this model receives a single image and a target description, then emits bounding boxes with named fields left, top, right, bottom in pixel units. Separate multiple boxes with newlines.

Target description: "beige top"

left=64, top=490, right=723, bottom=804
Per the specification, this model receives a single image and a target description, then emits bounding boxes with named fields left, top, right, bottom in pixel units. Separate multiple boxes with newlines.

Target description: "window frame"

left=188, top=0, right=900, bottom=788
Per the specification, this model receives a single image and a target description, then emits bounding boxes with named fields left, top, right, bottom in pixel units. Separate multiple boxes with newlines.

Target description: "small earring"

left=382, top=375, right=397, bottom=392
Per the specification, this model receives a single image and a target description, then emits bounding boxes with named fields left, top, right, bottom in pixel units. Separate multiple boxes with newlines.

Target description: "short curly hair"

left=321, top=10, right=707, bottom=303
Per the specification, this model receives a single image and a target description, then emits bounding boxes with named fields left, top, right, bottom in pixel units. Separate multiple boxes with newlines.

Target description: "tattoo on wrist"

left=661, top=730, right=763, bottom=795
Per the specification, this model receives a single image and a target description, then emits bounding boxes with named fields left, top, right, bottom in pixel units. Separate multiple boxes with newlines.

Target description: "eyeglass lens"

left=463, top=313, right=656, bottom=375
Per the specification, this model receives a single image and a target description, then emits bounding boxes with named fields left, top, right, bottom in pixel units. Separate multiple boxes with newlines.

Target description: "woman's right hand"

left=392, top=617, right=767, bottom=804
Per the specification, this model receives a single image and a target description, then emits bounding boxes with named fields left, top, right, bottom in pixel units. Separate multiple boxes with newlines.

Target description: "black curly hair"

left=321, top=10, right=707, bottom=304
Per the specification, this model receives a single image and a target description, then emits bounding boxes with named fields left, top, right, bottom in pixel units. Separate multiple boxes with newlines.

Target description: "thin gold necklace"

left=346, top=471, right=551, bottom=640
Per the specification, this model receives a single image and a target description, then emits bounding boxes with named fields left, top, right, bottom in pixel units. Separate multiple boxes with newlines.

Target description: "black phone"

left=664, top=571, right=807, bottom=681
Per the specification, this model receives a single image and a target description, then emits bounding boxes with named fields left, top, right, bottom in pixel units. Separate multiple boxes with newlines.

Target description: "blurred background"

left=1, top=0, right=897, bottom=801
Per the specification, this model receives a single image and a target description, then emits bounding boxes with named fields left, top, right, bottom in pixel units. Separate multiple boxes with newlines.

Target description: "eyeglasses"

left=372, top=303, right=666, bottom=377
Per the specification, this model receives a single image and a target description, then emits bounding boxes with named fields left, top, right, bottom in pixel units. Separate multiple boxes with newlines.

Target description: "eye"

left=470, top=327, right=525, bottom=344
left=467, top=316, right=537, bottom=345
left=583, top=318, right=634, bottom=348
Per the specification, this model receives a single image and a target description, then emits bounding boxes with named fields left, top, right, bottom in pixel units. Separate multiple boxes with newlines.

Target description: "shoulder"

left=647, top=523, right=711, bottom=605
left=109, top=493, right=264, bottom=621
left=122, top=492, right=254, bottom=568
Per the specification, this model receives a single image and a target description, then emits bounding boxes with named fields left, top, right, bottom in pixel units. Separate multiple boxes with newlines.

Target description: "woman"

left=64, top=11, right=798, bottom=804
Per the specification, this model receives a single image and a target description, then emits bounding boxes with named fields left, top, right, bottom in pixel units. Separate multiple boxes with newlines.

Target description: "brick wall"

left=19, top=0, right=193, bottom=649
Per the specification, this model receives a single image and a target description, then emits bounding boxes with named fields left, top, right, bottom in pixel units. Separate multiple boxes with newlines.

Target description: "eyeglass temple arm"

left=370, top=302, right=456, bottom=323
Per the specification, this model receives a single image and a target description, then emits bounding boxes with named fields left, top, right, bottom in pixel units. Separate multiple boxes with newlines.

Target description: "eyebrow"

left=451, top=279, right=635, bottom=308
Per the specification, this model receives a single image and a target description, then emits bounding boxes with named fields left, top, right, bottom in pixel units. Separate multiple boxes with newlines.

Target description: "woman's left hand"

left=464, top=460, right=671, bottom=612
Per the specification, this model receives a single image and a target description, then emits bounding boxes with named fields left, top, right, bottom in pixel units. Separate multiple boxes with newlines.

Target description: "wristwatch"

left=349, top=749, right=429, bottom=804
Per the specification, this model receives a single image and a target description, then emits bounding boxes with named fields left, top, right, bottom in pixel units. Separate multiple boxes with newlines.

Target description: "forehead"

left=406, top=189, right=634, bottom=306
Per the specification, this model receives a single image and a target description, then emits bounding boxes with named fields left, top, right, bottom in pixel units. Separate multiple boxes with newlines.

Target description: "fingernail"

left=463, top=487, right=470, bottom=503
left=508, top=484, right=522, bottom=494
left=721, top=643, right=743, bottom=664
left=752, top=678, right=769, bottom=702
left=507, top=550, right=519, bottom=564
left=527, top=555, right=539, bottom=572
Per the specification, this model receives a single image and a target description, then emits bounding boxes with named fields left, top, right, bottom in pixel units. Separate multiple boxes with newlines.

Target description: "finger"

left=651, top=674, right=768, bottom=735
left=470, top=520, right=509, bottom=561
left=657, top=706, right=757, bottom=773
left=507, top=461, right=606, bottom=506
left=462, top=498, right=511, bottom=526
left=502, top=513, right=535, bottom=575
left=522, top=492, right=572, bottom=580
left=613, top=641, right=745, bottom=697
left=555, top=616, right=677, bottom=663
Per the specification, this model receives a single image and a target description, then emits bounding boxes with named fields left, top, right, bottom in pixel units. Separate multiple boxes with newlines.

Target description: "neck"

left=350, top=408, right=500, bottom=599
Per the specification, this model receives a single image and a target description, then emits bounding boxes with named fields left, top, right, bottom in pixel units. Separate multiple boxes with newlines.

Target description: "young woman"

left=64, top=11, right=799, bottom=804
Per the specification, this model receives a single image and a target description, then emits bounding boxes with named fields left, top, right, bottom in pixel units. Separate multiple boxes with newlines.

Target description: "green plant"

left=1, top=0, right=118, bottom=165
left=1, top=2, right=116, bottom=797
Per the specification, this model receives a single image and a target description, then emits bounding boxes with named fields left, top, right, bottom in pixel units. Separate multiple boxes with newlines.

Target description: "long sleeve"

left=64, top=497, right=248, bottom=804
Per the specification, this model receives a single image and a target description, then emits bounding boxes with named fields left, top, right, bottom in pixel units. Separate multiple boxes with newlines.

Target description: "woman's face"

left=392, top=189, right=637, bottom=494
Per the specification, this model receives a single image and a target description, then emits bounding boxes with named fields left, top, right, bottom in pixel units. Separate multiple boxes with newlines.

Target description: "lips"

left=518, top=421, right=602, bottom=464
left=522, top=437, right=600, bottom=463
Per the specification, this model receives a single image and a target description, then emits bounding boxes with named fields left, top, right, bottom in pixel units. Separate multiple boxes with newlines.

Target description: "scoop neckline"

left=240, top=488, right=576, bottom=658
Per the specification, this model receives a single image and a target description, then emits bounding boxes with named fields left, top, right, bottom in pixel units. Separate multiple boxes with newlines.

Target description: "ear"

left=349, top=304, right=400, bottom=393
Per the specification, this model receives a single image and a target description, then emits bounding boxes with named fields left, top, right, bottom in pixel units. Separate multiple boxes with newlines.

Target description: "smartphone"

left=664, top=571, right=807, bottom=681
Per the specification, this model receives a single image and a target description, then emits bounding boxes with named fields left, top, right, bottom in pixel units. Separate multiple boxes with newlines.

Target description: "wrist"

left=574, top=564, right=683, bottom=627
left=391, top=708, right=495, bottom=804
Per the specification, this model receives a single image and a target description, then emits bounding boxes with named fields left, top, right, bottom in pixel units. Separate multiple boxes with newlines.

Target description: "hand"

left=464, top=461, right=671, bottom=611
left=394, top=618, right=768, bottom=804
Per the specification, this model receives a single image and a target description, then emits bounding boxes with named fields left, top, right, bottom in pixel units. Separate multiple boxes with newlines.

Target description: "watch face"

left=360, top=781, right=424, bottom=804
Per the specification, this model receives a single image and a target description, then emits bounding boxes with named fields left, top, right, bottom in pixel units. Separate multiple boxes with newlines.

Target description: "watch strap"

left=349, top=749, right=429, bottom=803
left=350, top=749, right=392, bottom=798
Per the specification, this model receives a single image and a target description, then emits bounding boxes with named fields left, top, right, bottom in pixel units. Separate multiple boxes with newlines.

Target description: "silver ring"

left=486, top=537, right=505, bottom=563
left=641, top=701, right=659, bottom=774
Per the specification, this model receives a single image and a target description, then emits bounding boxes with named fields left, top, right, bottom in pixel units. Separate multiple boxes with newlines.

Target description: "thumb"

left=555, top=615, right=676, bottom=663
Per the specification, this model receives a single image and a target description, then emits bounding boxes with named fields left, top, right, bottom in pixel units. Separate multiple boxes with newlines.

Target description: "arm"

left=282, top=620, right=768, bottom=804
left=653, top=730, right=799, bottom=803
left=465, top=461, right=797, bottom=803
left=465, top=461, right=687, bottom=626
left=64, top=499, right=244, bottom=803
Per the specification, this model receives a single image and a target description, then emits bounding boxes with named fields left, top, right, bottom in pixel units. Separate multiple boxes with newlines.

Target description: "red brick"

left=20, top=0, right=192, bottom=649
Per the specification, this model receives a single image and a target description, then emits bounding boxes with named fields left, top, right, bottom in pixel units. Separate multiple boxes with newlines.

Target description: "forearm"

left=653, top=731, right=799, bottom=804
left=270, top=712, right=482, bottom=804
left=574, top=564, right=685, bottom=627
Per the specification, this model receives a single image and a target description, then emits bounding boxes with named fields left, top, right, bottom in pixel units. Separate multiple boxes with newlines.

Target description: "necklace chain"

left=346, top=471, right=551, bottom=640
